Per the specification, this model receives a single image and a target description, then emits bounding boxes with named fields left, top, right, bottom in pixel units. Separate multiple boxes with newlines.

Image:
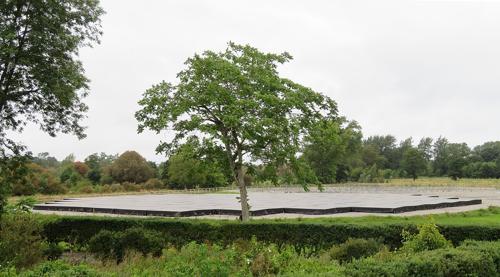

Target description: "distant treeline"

left=12, top=134, right=500, bottom=196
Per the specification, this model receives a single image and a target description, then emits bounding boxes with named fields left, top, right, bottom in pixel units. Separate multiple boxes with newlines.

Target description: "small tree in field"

left=136, top=43, right=337, bottom=221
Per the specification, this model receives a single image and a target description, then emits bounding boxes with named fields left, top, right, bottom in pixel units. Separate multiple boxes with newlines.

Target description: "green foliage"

left=302, top=119, right=362, bottom=184
left=400, top=222, right=452, bottom=253
left=88, top=227, right=166, bottom=262
left=0, top=212, right=44, bottom=269
left=58, top=163, right=82, bottom=186
left=0, top=155, right=30, bottom=215
left=167, top=137, right=229, bottom=188
left=356, top=165, right=386, bottom=183
left=108, top=151, right=154, bottom=183
left=446, top=143, right=471, bottom=180
left=18, top=260, right=100, bottom=277
left=12, top=163, right=66, bottom=195
left=5, top=196, right=36, bottom=213
left=326, top=238, right=385, bottom=263
left=400, top=147, right=427, bottom=180
left=43, top=242, right=71, bottom=261
left=0, top=0, right=104, bottom=153
left=84, top=153, right=117, bottom=184
left=104, top=238, right=342, bottom=277
left=143, top=178, right=165, bottom=190
left=40, top=215, right=500, bottom=254
left=345, top=240, right=500, bottom=277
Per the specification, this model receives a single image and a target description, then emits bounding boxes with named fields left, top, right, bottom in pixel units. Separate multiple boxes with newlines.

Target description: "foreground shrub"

left=400, top=222, right=452, bottom=253
left=0, top=213, right=45, bottom=269
left=105, top=240, right=343, bottom=277
left=326, top=238, right=385, bottom=263
left=19, top=260, right=100, bottom=277
left=345, top=241, right=500, bottom=277
left=88, top=227, right=166, bottom=262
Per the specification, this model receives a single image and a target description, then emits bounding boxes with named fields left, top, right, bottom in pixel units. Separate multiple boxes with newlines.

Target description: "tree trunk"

left=237, top=166, right=250, bottom=222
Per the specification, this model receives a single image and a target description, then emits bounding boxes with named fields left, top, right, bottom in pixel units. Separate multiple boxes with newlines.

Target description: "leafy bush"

left=345, top=240, right=500, bottom=277
left=19, top=260, right=100, bottom=277
left=326, top=238, right=385, bottom=263
left=5, top=197, right=36, bottom=213
left=0, top=213, right=45, bottom=268
left=43, top=242, right=71, bottom=261
left=400, top=222, right=452, bottom=253
left=121, top=182, right=141, bottom=192
left=88, top=227, right=166, bottom=262
left=144, top=178, right=165, bottom=190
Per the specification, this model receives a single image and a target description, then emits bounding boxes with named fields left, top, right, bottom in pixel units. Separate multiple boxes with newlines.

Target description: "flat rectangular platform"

left=33, top=192, right=482, bottom=217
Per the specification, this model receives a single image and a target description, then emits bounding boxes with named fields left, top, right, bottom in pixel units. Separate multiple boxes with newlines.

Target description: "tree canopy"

left=0, top=0, right=104, bottom=214
left=0, top=0, right=103, bottom=155
left=108, top=151, right=154, bottom=184
left=136, top=42, right=338, bottom=221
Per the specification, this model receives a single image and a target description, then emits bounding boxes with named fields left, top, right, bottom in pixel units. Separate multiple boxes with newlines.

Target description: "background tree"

left=136, top=42, right=338, bottom=221
left=363, top=135, right=398, bottom=169
left=109, top=151, right=154, bottom=184
left=167, top=137, right=228, bottom=189
left=446, top=143, right=471, bottom=180
left=417, top=137, right=433, bottom=175
left=84, top=152, right=117, bottom=184
left=432, top=137, right=449, bottom=176
left=400, top=147, right=427, bottom=180
left=32, top=152, right=59, bottom=169
left=302, top=119, right=362, bottom=183
left=0, top=0, right=103, bottom=214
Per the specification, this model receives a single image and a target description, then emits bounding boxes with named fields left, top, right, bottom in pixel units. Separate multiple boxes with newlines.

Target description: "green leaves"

left=0, top=0, right=104, bottom=155
left=136, top=42, right=338, bottom=175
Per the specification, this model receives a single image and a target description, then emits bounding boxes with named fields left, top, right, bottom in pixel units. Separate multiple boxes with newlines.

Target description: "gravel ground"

left=33, top=185, right=499, bottom=219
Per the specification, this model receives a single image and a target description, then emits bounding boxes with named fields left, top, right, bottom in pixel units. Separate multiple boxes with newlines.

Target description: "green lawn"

left=385, top=177, right=500, bottom=187
left=264, top=206, right=500, bottom=226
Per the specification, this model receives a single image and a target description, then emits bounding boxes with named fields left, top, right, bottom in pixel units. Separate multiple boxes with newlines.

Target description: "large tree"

left=0, top=0, right=103, bottom=214
left=136, top=43, right=337, bottom=221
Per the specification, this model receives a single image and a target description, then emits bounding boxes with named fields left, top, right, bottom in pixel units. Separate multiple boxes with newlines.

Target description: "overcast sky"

left=13, top=0, right=500, bottom=162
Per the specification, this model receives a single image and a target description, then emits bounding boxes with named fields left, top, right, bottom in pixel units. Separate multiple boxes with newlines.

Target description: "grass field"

left=385, top=177, right=500, bottom=187
left=267, top=206, right=500, bottom=226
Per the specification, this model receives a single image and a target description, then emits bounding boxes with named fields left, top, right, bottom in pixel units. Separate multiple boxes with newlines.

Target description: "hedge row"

left=346, top=240, right=500, bottom=277
left=41, top=216, right=500, bottom=250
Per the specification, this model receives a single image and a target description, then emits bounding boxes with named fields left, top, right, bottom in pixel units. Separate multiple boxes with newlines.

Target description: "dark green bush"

left=88, top=229, right=117, bottom=260
left=88, top=227, right=166, bottom=262
left=43, top=242, right=70, bottom=261
left=41, top=217, right=500, bottom=252
left=327, top=238, right=385, bottom=263
left=0, top=213, right=45, bottom=269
